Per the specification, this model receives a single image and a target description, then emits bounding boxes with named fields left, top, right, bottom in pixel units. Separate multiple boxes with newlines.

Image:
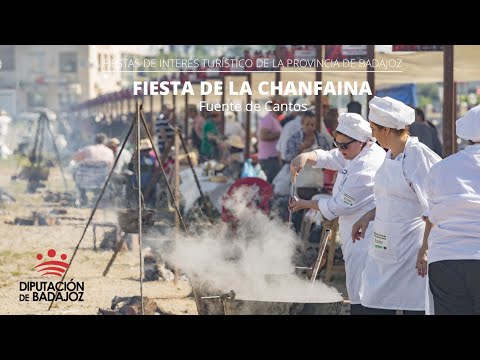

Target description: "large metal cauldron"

left=191, top=275, right=343, bottom=315
left=222, top=298, right=342, bottom=315
left=117, top=209, right=154, bottom=233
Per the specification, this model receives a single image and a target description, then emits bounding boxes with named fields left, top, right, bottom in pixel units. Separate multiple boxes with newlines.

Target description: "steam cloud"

left=152, top=186, right=342, bottom=304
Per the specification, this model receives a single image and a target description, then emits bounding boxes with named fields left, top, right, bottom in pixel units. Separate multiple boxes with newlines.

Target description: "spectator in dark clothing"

left=409, top=108, right=443, bottom=157
left=347, top=100, right=362, bottom=115
left=155, top=108, right=175, bottom=156
left=128, top=139, right=158, bottom=208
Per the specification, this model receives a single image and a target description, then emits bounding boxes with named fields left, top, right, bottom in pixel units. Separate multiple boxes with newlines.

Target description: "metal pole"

left=174, top=131, right=180, bottom=285
left=139, top=111, right=188, bottom=233
left=220, top=77, right=226, bottom=136
left=443, top=45, right=455, bottom=157
left=44, top=115, right=68, bottom=191
left=245, top=73, right=252, bottom=160
left=137, top=101, right=144, bottom=315
left=366, top=45, right=375, bottom=112
left=48, top=116, right=135, bottom=311
left=150, top=95, right=154, bottom=135
left=184, top=92, right=189, bottom=140
left=315, top=45, right=323, bottom=132
left=310, top=229, right=331, bottom=286
left=275, top=45, right=281, bottom=84
left=201, top=94, right=206, bottom=117
left=172, top=94, right=177, bottom=127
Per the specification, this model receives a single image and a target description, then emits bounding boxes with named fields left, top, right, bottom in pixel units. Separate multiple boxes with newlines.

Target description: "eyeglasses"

left=333, top=139, right=357, bottom=150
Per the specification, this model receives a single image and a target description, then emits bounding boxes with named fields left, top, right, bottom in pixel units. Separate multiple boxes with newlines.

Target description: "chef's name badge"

left=373, top=231, right=387, bottom=250
left=341, top=192, right=357, bottom=206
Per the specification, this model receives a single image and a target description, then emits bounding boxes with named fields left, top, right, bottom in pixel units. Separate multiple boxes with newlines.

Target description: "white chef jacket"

left=427, top=143, right=480, bottom=264
left=312, top=142, right=385, bottom=221
left=311, top=142, right=385, bottom=304
left=359, top=136, right=441, bottom=311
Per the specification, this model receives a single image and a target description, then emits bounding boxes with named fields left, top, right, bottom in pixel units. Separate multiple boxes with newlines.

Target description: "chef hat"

left=336, top=112, right=372, bottom=142
left=456, top=104, right=480, bottom=142
left=368, top=96, right=415, bottom=130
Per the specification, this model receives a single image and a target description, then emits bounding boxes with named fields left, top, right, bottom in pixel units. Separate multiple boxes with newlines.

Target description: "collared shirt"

left=284, top=130, right=332, bottom=163
left=258, top=112, right=282, bottom=160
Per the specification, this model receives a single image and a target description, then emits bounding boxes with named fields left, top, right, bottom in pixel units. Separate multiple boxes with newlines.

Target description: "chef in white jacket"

left=416, top=104, right=480, bottom=315
left=352, top=96, right=441, bottom=315
left=290, top=113, right=385, bottom=314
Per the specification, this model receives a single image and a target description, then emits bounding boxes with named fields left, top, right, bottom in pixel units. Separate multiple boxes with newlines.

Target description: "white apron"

left=333, top=156, right=372, bottom=305
left=360, top=153, right=426, bottom=311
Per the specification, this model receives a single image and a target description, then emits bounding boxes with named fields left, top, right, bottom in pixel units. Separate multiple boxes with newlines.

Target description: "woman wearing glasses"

left=290, top=112, right=385, bottom=314
left=351, top=97, right=441, bottom=315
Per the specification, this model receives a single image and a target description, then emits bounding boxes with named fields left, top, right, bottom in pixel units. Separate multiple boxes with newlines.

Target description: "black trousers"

left=350, top=304, right=367, bottom=315
left=362, top=307, right=424, bottom=315
left=429, top=260, right=480, bottom=315
left=260, top=157, right=281, bottom=184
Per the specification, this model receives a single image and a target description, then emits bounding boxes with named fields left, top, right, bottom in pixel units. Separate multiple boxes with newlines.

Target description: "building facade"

left=0, top=45, right=154, bottom=116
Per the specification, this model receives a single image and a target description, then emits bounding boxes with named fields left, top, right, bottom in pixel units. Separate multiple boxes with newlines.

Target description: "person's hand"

left=218, top=141, right=227, bottom=151
left=289, top=197, right=307, bottom=213
left=290, top=153, right=308, bottom=182
left=303, top=137, right=315, bottom=148
left=416, top=246, right=428, bottom=278
left=351, top=214, right=371, bottom=243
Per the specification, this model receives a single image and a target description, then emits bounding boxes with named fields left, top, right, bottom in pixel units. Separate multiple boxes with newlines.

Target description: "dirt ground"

left=0, top=158, right=349, bottom=315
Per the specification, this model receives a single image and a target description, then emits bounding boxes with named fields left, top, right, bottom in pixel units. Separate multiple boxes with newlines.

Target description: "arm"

left=407, top=148, right=441, bottom=215
left=290, top=148, right=345, bottom=182
left=298, top=137, right=315, bottom=154
left=72, top=148, right=87, bottom=162
left=259, top=115, right=281, bottom=141
left=416, top=217, right=434, bottom=278
left=207, top=132, right=222, bottom=143
left=290, top=198, right=319, bottom=212
left=317, top=170, right=377, bottom=221
left=290, top=151, right=319, bottom=182
left=351, top=208, right=376, bottom=243
left=260, top=127, right=280, bottom=141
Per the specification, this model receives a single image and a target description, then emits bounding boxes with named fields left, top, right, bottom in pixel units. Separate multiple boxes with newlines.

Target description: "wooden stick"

left=102, top=235, right=126, bottom=277
left=93, top=224, right=97, bottom=251
left=137, top=102, right=144, bottom=315
left=310, top=229, right=331, bottom=286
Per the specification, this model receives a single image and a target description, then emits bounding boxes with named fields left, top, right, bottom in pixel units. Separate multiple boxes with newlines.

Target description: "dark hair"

left=415, top=108, right=425, bottom=121
left=347, top=101, right=362, bottom=115
left=303, top=110, right=315, bottom=118
left=95, top=133, right=107, bottom=144
left=373, top=123, right=410, bottom=137
left=333, top=130, right=354, bottom=141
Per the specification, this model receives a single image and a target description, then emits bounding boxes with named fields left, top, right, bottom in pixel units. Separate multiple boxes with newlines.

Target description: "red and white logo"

left=35, top=249, right=69, bottom=277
